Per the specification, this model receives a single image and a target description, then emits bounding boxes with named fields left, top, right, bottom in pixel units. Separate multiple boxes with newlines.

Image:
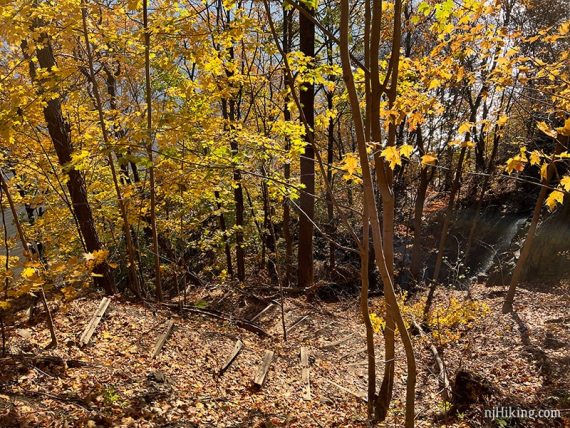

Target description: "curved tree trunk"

left=24, top=34, right=115, bottom=295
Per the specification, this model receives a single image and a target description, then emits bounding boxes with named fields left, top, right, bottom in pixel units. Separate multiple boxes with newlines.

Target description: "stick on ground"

left=412, top=319, right=452, bottom=402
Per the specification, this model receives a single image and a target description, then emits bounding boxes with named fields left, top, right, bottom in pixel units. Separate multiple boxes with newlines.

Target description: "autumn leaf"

left=21, top=267, right=36, bottom=279
left=545, top=190, right=564, bottom=210
left=399, top=144, right=414, bottom=158
left=537, top=121, right=557, bottom=138
left=555, top=117, right=570, bottom=137
left=505, top=157, right=525, bottom=174
left=381, top=146, right=402, bottom=169
left=340, top=153, right=360, bottom=181
left=529, top=151, right=541, bottom=166
left=458, top=122, right=473, bottom=134
left=497, top=115, right=508, bottom=126
left=421, top=153, right=437, bottom=165
left=540, top=163, right=549, bottom=181
left=560, top=176, right=570, bottom=192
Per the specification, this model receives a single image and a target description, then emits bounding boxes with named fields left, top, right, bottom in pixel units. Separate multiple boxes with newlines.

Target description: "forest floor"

left=0, top=279, right=568, bottom=427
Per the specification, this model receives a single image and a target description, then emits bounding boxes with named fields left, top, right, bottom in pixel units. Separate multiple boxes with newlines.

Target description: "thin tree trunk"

left=360, top=206, right=376, bottom=417
left=339, top=2, right=416, bottom=425
left=298, top=0, right=315, bottom=291
left=282, top=6, right=293, bottom=286
left=143, top=0, right=162, bottom=301
left=215, top=191, right=234, bottom=277
left=502, top=139, right=564, bottom=313
left=80, top=2, right=141, bottom=298
left=0, top=172, right=57, bottom=348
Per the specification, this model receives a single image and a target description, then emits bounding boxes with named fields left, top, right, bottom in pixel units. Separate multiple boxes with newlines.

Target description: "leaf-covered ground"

left=0, top=280, right=568, bottom=427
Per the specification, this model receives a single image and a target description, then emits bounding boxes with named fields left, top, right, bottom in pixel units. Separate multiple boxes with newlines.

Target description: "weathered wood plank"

left=219, top=339, right=243, bottom=376
left=250, top=303, right=275, bottom=322
left=79, top=297, right=110, bottom=347
left=320, top=334, right=354, bottom=349
left=151, top=320, right=175, bottom=358
left=300, top=346, right=311, bottom=400
left=253, top=350, right=274, bottom=387
left=321, top=377, right=367, bottom=402
left=286, top=314, right=309, bottom=335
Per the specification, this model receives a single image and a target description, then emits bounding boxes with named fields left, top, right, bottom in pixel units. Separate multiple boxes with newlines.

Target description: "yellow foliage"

left=537, top=121, right=557, bottom=138
left=399, top=144, right=414, bottom=158
left=556, top=117, right=570, bottom=137
left=370, top=294, right=489, bottom=347
left=545, top=190, right=564, bottom=211
left=381, top=146, right=402, bottom=170
left=421, top=153, right=437, bottom=166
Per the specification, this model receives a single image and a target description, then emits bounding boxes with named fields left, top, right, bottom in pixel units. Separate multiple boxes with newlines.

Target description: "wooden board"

left=321, top=377, right=367, bottom=402
left=219, top=339, right=243, bottom=376
left=300, top=347, right=311, bottom=400
left=286, top=314, right=309, bottom=335
left=250, top=303, right=275, bottom=322
left=253, top=350, right=274, bottom=387
left=79, top=297, right=111, bottom=347
left=151, top=320, right=175, bottom=358
left=320, top=334, right=354, bottom=349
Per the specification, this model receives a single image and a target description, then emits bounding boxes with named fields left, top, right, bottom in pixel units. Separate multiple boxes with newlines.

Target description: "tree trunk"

left=298, top=0, right=315, bottom=290
left=282, top=6, right=293, bottom=286
left=503, top=138, right=565, bottom=313
left=339, top=2, right=416, bottom=425
left=143, top=0, right=163, bottom=301
left=24, top=35, right=115, bottom=295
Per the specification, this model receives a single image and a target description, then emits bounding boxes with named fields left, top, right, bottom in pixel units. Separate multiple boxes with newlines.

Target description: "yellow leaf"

left=555, top=117, right=570, bottom=137
left=561, top=176, right=570, bottom=192
left=341, top=153, right=360, bottom=181
left=540, top=163, right=549, bottom=181
left=497, top=115, right=508, bottom=126
left=545, top=190, right=564, bottom=211
left=421, top=153, right=437, bottom=165
left=458, top=122, right=473, bottom=134
left=537, top=121, right=557, bottom=138
left=428, top=79, right=441, bottom=90
left=505, top=157, right=525, bottom=174
left=22, top=267, right=36, bottom=279
left=529, top=151, right=541, bottom=166
left=127, top=0, right=141, bottom=10
left=400, top=144, right=413, bottom=158
left=381, top=146, right=401, bottom=169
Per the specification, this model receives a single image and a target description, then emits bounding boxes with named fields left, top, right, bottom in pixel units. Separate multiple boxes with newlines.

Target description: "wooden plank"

left=253, top=350, right=274, bottom=387
left=300, top=347, right=311, bottom=400
left=339, top=346, right=367, bottom=361
left=79, top=297, right=110, bottom=347
left=286, top=314, right=309, bottom=335
left=250, top=303, right=275, bottom=322
left=320, top=334, right=354, bottom=349
left=151, top=320, right=175, bottom=358
left=321, top=377, right=367, bottom=402
left=218, top=339, right=243, bottom=376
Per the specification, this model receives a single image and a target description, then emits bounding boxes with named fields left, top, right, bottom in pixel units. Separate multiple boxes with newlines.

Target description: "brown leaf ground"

left=0, top=280, right=568, bottom=427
